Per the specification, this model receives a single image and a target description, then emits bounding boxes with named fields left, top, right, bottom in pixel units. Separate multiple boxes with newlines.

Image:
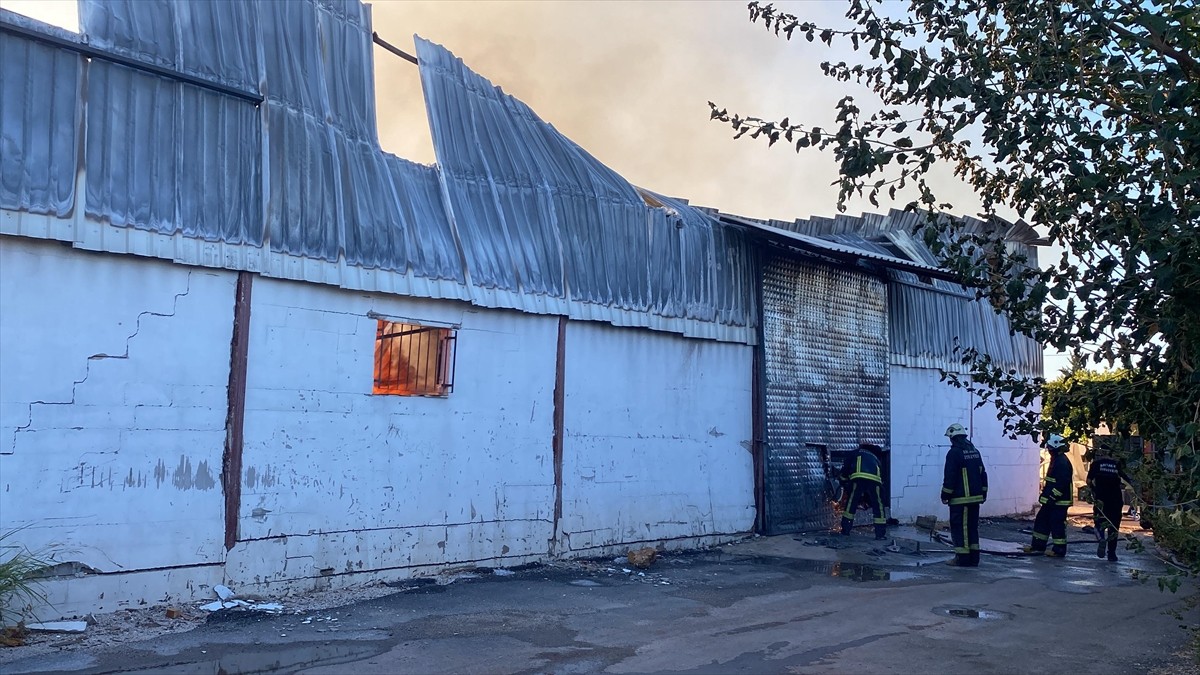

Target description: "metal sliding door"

left=760, top=256, right=890, bottom=533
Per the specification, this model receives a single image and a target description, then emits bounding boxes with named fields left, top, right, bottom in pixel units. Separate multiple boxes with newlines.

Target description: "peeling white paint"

left=0, top=237, right=232, bottom=612
left=560, top=322, right=756, bottom=553
left=233, top=277, right=559, bottom=587
left=3, top=237, right=786, bottom=617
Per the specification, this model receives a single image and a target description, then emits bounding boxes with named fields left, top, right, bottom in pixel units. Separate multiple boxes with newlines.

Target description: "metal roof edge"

left=719, top=213, right=962, bottom=283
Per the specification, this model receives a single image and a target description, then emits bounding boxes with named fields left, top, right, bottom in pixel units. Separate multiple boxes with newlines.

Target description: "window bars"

left=373, top=320, right=456, bottom=396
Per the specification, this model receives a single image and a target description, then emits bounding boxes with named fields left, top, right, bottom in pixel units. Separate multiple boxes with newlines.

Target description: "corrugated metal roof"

left=0, top=2, right=757, bottom=345
left=415, top=37, right=756, bottom=331
left=0, top=10, right=79, bottom=217
left=720, top=208, right=1043, bottom=376
left=719, top=212, right=960, bottom=282
left=0, top=0, right=1041, bottom=366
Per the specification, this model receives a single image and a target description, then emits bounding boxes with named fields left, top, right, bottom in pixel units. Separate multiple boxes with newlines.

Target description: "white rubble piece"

left=214, top=585, right=235, bottom=601
left=26, top=621, right=88, bottom=633
left=199, top=598, right=285, bottom=613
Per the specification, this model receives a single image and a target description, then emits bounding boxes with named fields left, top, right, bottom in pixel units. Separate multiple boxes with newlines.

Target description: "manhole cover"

left=933, top=605, right=1011, bottom=620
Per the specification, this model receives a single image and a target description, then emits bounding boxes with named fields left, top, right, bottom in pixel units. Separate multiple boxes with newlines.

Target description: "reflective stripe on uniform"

left=961, top=509, right=970, bottom=556
left=1033, top=532, right=1049, bottom=541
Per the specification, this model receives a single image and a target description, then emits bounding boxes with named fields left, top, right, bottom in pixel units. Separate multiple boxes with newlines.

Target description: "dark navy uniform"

left=839, top=446, right=887, bottom=539
left=1030, top=451, right=1073, bottom=556
left=941, top=435, right=988, bottom=566
left=1087, top=456, right=1130, bottom=561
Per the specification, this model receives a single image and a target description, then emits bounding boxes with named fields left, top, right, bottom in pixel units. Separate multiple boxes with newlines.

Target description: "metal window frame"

left=372, top=319, right=457, bottom=397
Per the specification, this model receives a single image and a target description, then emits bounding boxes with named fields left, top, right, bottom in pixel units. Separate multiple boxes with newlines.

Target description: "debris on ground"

left=164, top=608, right=181, bottom=620
left=627, top=547, right=658, bottom=569
left=914, top=515, right=938, bottom=532
left=198, top=584, right=286, bottom=615
left=0, top=624, right=28, bottom=648
left=795, top=536, right=848, bottom=550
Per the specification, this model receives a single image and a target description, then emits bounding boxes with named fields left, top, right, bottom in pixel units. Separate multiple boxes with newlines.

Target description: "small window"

left=372, top=320, right=456, bottom=396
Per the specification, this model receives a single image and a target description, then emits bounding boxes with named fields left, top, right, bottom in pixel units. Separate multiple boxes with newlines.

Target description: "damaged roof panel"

left=415, top=36, right=755, bottom=331
left=0, top=11, right=80, bottom=217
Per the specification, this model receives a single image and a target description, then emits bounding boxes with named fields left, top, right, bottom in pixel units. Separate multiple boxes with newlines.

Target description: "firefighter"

left=941, top=423, right=988, bottom=567
left=1025, top=434, right=1073, bottom=557
left=839, top=443, right=887, bottom=540
left=1087, top=447, right=1132, bottom=562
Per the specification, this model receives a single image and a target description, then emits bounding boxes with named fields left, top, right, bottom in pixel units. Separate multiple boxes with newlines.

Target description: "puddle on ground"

left=756, top=557, right=923, bottom=582
left=934, top=605, right=1011, bottom=620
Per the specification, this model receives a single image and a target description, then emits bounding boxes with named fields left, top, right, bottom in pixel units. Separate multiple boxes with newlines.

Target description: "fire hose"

left=931, top=529, right=1103, bottom=557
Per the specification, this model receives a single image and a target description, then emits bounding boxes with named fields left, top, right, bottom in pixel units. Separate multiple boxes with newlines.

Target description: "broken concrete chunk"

left=915, top=515, right=939, bottom=532
left=165, top=607, right=182, bottom=619
left=199, top=601, right=226, bottom=612
left=627, top=547, right=658, bottom=569
left=493, top=569, right=515, bottom=577
left=252, top=603, right=283, bottom=612
left=26, top=621, right=88, bottom=633
left=214, top=584, right=235, bottom=601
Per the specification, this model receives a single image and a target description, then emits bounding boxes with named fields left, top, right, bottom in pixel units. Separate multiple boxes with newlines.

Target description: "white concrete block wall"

left=889, top=365, right=1040, bottom=519
left=0, top=236, right=232, bottom=615
left=560, top=322, right=755, bottom=555
left=232, top=278, right=560, bottom=590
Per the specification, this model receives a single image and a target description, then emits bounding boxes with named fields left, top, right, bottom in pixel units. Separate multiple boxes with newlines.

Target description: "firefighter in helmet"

left=839, top=443, right=887, bottom=540
left=1087, top=445, right=1132, bottom=562
left=941, top=423, right=988, bottom=566
left=1025, top=433, right=1073, bottom=557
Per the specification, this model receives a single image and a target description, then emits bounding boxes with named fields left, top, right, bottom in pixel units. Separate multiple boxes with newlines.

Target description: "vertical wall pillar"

left=222, top=271, right=253, bottom=551
left=550, top=316, right=567, bottom=555
left=752, top=250, right=768, bottom=533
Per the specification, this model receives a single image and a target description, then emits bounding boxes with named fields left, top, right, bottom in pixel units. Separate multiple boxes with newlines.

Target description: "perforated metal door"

left=761, top=257, right=890, bottom=533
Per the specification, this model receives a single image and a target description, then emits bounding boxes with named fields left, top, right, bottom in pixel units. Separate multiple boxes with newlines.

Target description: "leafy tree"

left=711, top=0, right=1198, bottom=569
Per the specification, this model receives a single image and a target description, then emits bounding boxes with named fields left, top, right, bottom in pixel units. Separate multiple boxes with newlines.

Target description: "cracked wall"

left=230, top=277, right=559, bottom=589
left=560, top=322, right=755, bottom=554
left=0, top=237, right=233, bottom=611
left=889, top=365, right=1040, bottom=518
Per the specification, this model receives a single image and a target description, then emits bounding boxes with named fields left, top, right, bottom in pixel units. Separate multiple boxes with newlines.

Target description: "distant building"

left=0, top=0, right=1040, bottom=618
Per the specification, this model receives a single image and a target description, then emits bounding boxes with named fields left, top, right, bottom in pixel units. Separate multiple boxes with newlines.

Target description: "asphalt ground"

left=3, top=511, right=1196, bottom=675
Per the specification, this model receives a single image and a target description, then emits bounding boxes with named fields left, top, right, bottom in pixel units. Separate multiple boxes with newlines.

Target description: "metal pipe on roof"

left=0, top=15, right=263, bottom=105
left=372, top=31, right=418, bottom=65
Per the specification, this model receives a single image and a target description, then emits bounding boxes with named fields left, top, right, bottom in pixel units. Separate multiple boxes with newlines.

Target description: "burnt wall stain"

left=154, top=459, right=168, bottom=487
left=245, top=466, right=258, bottom=488
left=173, top=455, right=194, bottom=490
left=194, top=460, right=216, bottom=490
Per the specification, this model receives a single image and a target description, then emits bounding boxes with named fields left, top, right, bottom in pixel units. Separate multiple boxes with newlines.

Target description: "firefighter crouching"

left=839, top=443, right=888, bottom=540
left=1025, top=434, right=1073, bottom=557
left=941, top=423, right=988, bottom=567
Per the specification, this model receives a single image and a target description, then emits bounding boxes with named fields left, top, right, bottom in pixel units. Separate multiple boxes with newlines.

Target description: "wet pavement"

left=2, top=516, right=1196, bottom=674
